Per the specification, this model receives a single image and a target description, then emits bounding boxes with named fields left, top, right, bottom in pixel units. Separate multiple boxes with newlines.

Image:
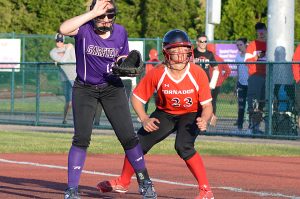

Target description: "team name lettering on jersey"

left=162, top=89, right=195, bottom=95
left=86, top=45, right=118, bottom=58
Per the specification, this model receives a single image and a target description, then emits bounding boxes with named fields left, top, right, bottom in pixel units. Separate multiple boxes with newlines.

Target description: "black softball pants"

left=71, top=79, right=138, bottom=150
left=137, top=109, right=200, bottom=160
left=237, top=82, right=248, bottom=128
left=211, top=86, right=220, bottom=115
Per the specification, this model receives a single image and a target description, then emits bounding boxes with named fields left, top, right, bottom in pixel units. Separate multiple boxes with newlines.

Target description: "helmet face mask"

left=162, top=29, right=192, bottom=69
left=165, top=46, right=192, bottom=64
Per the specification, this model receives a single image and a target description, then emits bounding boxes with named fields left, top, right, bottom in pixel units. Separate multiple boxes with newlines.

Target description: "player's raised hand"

left=142, top=117, right=160, bottom=132
left=196, top=117, right=208, bottom=131
left=91, top=0, right=112, bottom=18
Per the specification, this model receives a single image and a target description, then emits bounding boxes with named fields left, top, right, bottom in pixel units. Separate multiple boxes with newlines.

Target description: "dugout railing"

left=0, top=61, right=299, bottom=140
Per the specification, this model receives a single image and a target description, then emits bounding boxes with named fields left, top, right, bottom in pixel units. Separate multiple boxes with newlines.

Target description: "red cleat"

left=97, top=177, right=129, bottom=193
left=195, top=185, right=214, bottom=199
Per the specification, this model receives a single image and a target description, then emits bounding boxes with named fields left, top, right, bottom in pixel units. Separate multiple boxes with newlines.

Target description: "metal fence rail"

left=0, top=61, right=299, bottom=140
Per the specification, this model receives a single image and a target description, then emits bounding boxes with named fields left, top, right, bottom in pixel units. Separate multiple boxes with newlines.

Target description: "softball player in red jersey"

left=98, top=29, right=214, bottom=199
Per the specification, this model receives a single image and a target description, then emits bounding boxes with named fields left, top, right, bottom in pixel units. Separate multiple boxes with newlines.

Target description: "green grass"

left=0, top=96, right=65, bottom=112
left=0, top=92, right=240, bottom=117
left=0, top=131, right=299, bottom=156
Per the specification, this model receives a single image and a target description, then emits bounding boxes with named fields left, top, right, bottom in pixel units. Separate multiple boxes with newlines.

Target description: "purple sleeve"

left=75, top=22, right=91, bottom=40
left=119, top=29, right=129, bottom=57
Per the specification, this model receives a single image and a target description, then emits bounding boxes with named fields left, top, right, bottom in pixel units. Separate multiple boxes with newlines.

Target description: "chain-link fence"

left=0, top=33, right=299, bottom=139
left=0, top=62, right=299, bottom=139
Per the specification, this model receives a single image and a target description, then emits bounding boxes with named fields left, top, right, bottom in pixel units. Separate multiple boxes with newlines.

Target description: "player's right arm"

left=131, top=69, right=160, bottom=132
left=245, top=41, right=258, bottom=61
left=59, top=0, right=111, bottom=36
left=131, top=95, right=159, bottom=132
left=49, top=48, right=62, bottom=63
left=292, top=45, right=300, bottom=83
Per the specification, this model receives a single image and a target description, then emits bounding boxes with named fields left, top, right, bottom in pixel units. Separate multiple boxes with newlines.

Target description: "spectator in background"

left=292, top=44, right=300, bottom=128
left=245, top=22, right=267, bottom=134
left=207, top=44, right=231, bottom=123
left=272, top=46, right=294, bottom=112
left=144, top=48, right=160, bottom=113
left=234, top=38, right=248, bottom=131
left=145, top=48, right=160, bottom=74
left=193, top=33, right=219, bottom=126
left=50, top=33, right=76, bottom=124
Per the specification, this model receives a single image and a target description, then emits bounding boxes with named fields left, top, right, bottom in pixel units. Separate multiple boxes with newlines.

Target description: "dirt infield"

left=0, top=153, right=300, bottom=199
left=0, top=124, right=300, bottom=198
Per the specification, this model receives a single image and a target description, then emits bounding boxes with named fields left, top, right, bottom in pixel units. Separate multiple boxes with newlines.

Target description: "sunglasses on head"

left=198, top=40, right=207, bottom=43
left=95, top=13, right=116, bottom=20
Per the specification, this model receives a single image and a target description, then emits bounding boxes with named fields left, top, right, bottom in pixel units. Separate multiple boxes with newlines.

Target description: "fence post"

left=266, top=63, right=273, bottom=136
left=22, top=38, right=26, bottom=99
left=156, top=37, right=160, bottom=56
left=10, top=68, right=15, bottom=113
left=35, top=64, right=41, bottom=126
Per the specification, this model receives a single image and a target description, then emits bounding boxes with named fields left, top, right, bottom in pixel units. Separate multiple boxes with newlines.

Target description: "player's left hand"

left=112, top=50, right=144, bottom=77
left=196, top=117, right=207, bottom=131
left=142, top=117, right=160, bottom=132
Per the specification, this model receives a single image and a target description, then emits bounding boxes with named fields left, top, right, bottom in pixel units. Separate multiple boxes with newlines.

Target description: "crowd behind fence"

left=0, top=61, right=299, bottom=140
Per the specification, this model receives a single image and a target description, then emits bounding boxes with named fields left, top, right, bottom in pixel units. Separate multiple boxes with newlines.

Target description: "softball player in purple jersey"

left=59, top=0, right=156, bottom=198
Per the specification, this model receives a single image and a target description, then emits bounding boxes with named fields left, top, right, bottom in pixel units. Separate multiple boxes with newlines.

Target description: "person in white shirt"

left=235, top=38, right=248, bottom=130
left=50, top=33, right=76, bottom=124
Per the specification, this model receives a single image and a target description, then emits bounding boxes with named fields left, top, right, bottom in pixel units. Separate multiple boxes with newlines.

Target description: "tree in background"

left=214, top=0, right=268, bottom=41
left=0, top=0, right=299, bottom=42
left=0, top=0, right=13, bottom=33
left=295, top=0, right=300, bottom=42
left=3, top=0, right=86, bottom=34
left=116, top=0, right=143, bottom=38
left=140, top=0, right=200, bottom=39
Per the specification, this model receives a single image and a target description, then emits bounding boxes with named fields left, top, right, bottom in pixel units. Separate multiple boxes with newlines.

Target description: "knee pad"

left=175, top=143, right=196, bottom=160
left=122, top=136, right=139, bottom=150
left=72, top=134, right=91, bottom=149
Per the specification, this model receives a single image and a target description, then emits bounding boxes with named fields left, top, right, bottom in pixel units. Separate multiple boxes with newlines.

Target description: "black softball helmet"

left=162, top=29, right=192, bottom=65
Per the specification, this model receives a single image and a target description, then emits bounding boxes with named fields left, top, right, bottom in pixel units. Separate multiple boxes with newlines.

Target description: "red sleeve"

left=211, top=56, right=231, bottom=86
left=223, top=63, right=231, bottom=79
left=145, top=63, right=154, bottom=74
left=292, top=45, right=300, bottom=83
left=245, top=41, right=257, bottom=75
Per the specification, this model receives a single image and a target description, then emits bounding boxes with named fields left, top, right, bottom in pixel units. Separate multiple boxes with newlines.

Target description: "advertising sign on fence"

left=0, top=39, right=21, bottom=72
left=216, top=44, right=239, bottom=76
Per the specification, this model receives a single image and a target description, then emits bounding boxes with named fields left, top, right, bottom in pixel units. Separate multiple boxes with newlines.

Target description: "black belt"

left=75, top=77, right=108, bottom=89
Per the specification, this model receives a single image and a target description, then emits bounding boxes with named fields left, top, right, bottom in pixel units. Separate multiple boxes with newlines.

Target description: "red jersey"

left=133, top=63, right=212, bottom=115
left=209, top=55, right=231, bottom=87
left=292, top=44, right=300, bottom=83
left=245, top=40, right=267, bottom=76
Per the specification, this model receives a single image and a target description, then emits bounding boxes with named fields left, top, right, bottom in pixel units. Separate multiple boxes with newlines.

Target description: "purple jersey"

left=74, top=21, right=129, bottom=84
